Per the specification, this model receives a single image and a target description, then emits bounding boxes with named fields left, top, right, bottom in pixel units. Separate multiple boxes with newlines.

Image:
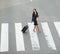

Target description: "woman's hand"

left=36, top=17, right=40, bottom=22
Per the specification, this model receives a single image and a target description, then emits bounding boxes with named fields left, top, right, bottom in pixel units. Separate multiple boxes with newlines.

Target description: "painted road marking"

left=15, top=23, right=25, bottom=51
left=41, top=22, right=56, bottom=50
left=28, top=23, right=40, bottom=51
left=54, top=22, right=60, bottom=37
left=0, top=23, right=9, bottom=52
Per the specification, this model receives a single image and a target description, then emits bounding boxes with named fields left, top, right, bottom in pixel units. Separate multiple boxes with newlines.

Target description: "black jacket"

left=32, top=12, right=39, bottom=21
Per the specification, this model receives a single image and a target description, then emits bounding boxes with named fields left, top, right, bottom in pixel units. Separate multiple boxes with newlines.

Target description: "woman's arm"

left=32, top=13, right=34, bottom=21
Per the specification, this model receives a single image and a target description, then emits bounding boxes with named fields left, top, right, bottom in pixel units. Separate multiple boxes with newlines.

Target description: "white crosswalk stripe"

left=15, top=23, right=25, bottom=51
left=41, top=22, right=56, bottom=50
left=28, top=22, right=40, bottom=51
left=0, top=23, right=9, bottom=52
left=54, top=22, right=60, bottom=37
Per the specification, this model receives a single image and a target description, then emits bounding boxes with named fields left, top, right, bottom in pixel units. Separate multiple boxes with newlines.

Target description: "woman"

left=32, top=8, right=41, bottom=32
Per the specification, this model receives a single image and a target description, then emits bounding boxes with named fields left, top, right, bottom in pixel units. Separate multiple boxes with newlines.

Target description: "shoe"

left=33, top=29, right=36, bottom=32
left=38, top=29, right=41, bottom=32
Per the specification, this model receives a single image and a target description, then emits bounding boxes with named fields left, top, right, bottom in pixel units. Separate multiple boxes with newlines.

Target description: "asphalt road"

left=0, top=0, right=60, bottom=54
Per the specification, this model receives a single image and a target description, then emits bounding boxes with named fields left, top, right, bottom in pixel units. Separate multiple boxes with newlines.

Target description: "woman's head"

left=33, top=8, right=37, bottom=12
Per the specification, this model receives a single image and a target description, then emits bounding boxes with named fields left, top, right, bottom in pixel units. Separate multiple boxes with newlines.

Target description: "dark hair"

left=33, top=8, right=38, bottom=15
left=33, top=8, right=36, bottom=11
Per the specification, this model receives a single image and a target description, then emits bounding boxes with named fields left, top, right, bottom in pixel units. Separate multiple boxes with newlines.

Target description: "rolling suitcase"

left=22, top=25, right=28, bottom=33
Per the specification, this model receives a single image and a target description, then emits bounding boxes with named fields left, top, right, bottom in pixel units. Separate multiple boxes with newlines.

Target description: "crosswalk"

left=0, top=23, right=9, bottom=52
left=28, top=23, right=40, bottom=51
left=0, top=22, right=60, bottom=52
left=41, top=22, right=56, bottom=50
left=15, top=23, right=25, bottom=51
left=54, top=22, right=60, bottom=37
